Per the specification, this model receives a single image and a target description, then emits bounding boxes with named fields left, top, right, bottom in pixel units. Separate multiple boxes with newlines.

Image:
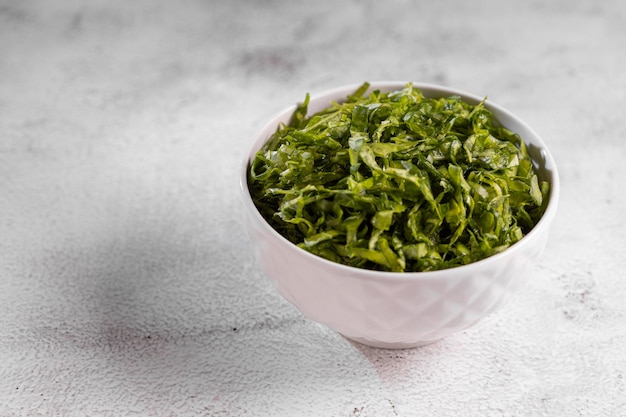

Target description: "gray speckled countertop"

left=1, top=1, right=625, bottom=416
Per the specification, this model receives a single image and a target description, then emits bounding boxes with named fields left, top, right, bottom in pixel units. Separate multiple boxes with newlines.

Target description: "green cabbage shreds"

left=249, top=83, right=550, bottom=272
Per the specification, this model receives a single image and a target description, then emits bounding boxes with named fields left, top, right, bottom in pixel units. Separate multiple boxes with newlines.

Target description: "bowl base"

left=343, top=334, right=441, bottom=349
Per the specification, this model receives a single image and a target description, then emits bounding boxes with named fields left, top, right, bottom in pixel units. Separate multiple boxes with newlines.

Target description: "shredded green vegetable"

left=249, top=83, right=549, bottom=272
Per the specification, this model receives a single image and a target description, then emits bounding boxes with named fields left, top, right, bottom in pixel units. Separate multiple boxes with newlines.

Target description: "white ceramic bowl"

left=240, top=82, right=559, bottom=349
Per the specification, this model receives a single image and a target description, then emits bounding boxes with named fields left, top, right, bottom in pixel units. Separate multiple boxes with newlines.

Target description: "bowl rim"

left=240, top=81, right=560, bottom=281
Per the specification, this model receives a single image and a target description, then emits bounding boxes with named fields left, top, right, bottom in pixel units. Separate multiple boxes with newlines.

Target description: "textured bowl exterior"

left=240, top=82, right=559, bottom=348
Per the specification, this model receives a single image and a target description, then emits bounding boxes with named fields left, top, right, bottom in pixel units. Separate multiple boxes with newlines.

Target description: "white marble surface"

left=1, top=0, right=625, bottom=416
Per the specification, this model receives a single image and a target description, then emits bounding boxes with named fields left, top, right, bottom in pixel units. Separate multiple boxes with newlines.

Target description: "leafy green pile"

left=249, top=83, right=549, bottom=272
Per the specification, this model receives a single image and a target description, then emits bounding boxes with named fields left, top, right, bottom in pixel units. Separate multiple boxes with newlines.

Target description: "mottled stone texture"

left=1, top=0, right=625, bottom=416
